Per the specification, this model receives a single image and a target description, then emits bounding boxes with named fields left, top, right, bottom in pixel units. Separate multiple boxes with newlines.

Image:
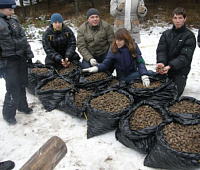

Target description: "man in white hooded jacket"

left=110, top=0, right=147, bottom=44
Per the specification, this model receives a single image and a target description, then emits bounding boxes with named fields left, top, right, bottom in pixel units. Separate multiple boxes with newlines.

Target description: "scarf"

left=124, top=0, right=131, bottom=31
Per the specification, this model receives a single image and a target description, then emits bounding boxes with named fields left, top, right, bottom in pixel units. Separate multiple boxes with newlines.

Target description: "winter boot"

left=18, top=107, right=33, bottom=114
left=0, top=160, right=15, bottom=170
left=17, top=88, right=33, bottom=114
left=3, top=92, right=17, bottom=125
left=3, top=117, right=17, bottom=125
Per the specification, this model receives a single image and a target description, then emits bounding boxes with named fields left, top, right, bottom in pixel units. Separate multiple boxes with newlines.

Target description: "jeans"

left=119, top=70, right=156, bottom=83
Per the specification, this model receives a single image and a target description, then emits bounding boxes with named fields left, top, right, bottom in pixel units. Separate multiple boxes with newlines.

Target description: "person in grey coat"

left=110, top=0, right=147, bottom=44
left=0, top=0, right=34, bottom=125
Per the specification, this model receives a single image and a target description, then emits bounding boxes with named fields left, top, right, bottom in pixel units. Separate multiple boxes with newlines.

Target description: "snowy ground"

left=0, top=22, right=199, bottom=170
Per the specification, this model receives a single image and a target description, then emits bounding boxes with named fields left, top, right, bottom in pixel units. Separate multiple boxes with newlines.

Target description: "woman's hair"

left=111, top=28, right=136, bottom=58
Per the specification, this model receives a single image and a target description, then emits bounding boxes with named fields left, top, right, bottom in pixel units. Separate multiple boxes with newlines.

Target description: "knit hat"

left=0, top=0, right=16, bottom=9
left=86, top=8, right=100, bottom=19
left=51, top=13, right=63, bottom=24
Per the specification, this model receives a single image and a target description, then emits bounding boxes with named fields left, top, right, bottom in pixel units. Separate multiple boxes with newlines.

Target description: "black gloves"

left=27, top=59, right=33, bottom=67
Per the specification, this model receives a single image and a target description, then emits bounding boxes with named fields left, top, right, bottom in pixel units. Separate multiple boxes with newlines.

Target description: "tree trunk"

left=20, top=136, right=67, bottom=170
left=91, top=0, right=95, bottom=7
left=47, top=0, right=51, bottom=9
left=19, top=0, right=26, bottom=22
left=75, top=0, right=79, bottom=16
left=19, top=0, right=23, bottom=6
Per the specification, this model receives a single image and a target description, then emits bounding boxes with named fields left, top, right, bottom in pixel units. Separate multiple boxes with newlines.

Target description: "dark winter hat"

left=86, top=8, right=100, bottom=19
left=0, top=0, right=16, bottom=9
left=51, top=13, right=63, bottom=24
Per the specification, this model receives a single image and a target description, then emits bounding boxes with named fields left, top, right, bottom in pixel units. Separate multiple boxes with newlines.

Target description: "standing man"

left=0, top=0, right=34, bottom=125
left=198, top=25, right=200, bottom=48
left=156, top=7, right=196, bottom=97
left=77, top=8, right=114, bottom=69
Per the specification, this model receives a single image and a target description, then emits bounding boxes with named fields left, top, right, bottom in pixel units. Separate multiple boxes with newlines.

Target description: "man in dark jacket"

left=198, top=25, right=200, bottom=48
left=42, top=13, right=80, bottom=69
left=0, top=0, right=34, bottom=125
left=156, top=7, right=196, bottom=97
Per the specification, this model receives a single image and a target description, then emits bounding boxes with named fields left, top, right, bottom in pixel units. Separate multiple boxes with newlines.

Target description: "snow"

left=0, top=22, right=199, bottom=170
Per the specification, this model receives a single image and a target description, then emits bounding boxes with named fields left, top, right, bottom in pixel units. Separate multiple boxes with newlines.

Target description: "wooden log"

left=20, top=136, right=67, bottom=170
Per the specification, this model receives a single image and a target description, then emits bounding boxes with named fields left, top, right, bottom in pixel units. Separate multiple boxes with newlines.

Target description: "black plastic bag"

left=127, top=74, right=178, bottom=105
left=76, top=71, right=113, bottom=90
left=144, top=81, right=178, bottom=107
left=86, top=88, right=134, bottom=139
left=57, top=60, right=82, bottom=82
left=58, top=88, right=94, bottom=118
left=115, top=101, right=171, bottom=154
left=27, top=62, right=54, bottom=95
left=164, top=96, right=200, bottom=124
left=35, top=75, right=73, bottom=111
left=127, top=74, right=169, bottom=97
left=144, top=121, right=200, bottom=169
left=105, top=76, right=128, bottom=90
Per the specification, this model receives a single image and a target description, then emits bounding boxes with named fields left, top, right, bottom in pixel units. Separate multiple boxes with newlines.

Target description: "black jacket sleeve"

left=42, top=28, right=63, bottom=63
left=19, top=25, right=34, bottom=60
left=64, top=27, right=76, bottom=60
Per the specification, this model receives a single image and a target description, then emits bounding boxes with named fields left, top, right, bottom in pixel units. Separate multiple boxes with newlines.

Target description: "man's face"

left=52, top=22, right=62, bottom=31
left=0, top=8, right=14, bottom=17
left=87, top=15, right=100, bottom=26
left=172, top=14, right=186, bottom=29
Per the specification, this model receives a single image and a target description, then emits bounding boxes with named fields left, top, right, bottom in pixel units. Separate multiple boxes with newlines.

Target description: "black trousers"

left=3, top=57, right=29, bottom=119
left=169, top=74, right=187, bottom=97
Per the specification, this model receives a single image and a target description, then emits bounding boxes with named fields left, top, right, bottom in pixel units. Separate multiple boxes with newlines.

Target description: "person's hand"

left=156, top=63, right=165, bottom=74
left=141, top=75, right=150, bottom=87
left=61, top=58, right=70, bottom=67
left=118, top=2, right=125, bottom=11
left=156, top=63, right=170, bottom=74
left=27, top=59, right=33, bottom=67
left=82, top=66, right=98, bottom=73
left=90, top=59, right=98, bottom=66
left=138, top=5, right=146, bottom=14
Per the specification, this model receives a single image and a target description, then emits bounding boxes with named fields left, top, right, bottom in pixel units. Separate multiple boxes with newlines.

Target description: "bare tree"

left=75, top=0, right=79, bottom=16
left=47, top=0, right=51, bottom=9
left=19, top=0, right=24, bottom=6
left=19, top=0, right=27, bottom=21
left=90, top=0, right=95, bottom=7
